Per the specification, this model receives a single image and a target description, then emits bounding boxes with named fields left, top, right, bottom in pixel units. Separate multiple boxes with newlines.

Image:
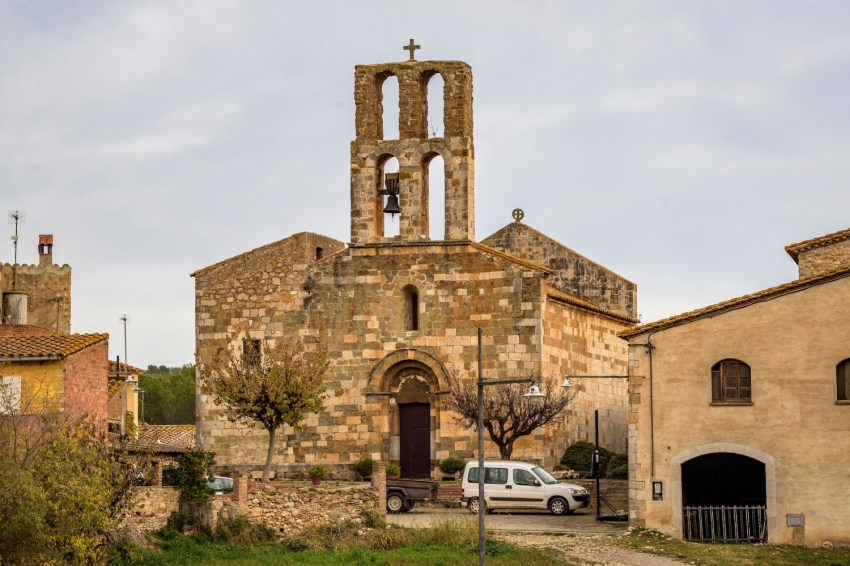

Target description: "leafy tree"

left=199, top=335, right=329, bottom=482
left=0, top=367, right=139, bottom=564
left=139, top=364, right=196, bottom=425
left=445, top=376, right=574, bottom=460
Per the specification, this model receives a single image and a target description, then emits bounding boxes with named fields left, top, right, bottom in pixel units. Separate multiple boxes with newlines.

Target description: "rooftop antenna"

left=118, top=314, right=132, bottom=370
left=8, top=210, right=26, bottom=290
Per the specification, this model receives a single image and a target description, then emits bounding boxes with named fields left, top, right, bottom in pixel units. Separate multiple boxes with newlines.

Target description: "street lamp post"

left=561, top=375, right=629, bottom=522
left=475, top=328, right=545, bottom=566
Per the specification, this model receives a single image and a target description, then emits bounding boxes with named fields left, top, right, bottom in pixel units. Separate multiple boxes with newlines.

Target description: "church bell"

left=382, top=172, right=401, bottom=217
left=383, top=194, right=401, bottom=216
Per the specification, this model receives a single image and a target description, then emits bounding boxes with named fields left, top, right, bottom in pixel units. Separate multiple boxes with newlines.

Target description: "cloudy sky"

left=2, top=1, right=849, bottom=367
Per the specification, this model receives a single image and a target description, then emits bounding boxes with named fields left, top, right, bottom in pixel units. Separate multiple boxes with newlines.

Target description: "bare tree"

left=199, top=334, right=329, bottom=482
left=445, top=375, right=574, bottom=460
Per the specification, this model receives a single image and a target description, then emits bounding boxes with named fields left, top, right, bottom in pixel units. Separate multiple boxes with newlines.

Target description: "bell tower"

left=349, top=48, right=474, bottom=244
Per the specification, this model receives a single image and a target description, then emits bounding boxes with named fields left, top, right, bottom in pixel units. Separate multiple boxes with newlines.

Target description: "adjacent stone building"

left=193, top=56, right=638, bottom=479
left=623, top=228, right=850, bottom=546
left=1, top=234, right=71, bottom=333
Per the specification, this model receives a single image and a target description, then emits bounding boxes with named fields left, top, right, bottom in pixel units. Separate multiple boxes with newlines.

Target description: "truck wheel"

left=549, top=497, right=573, bottom=516
left=387, top=493, right=406, bottom=514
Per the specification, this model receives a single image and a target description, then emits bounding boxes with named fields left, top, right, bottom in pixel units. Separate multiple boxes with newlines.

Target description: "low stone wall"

left=112, top=487, right=180, bottom=541
left=225, top=484, right=378, bottom=537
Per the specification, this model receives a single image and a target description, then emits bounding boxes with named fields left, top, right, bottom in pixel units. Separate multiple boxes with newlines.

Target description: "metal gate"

left=682, top=506, right=767, bottom=542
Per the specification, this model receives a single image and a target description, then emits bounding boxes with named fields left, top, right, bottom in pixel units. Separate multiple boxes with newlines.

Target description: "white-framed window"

left=0, top=376, right=22, bottom=415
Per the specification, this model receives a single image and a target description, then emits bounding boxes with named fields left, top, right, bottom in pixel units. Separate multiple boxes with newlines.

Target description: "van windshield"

left=532, top=467, right=559, bottom=485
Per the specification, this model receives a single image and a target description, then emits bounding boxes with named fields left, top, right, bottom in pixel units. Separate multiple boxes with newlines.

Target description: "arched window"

left=422, top=152, right=445, bottom=240
left=837, top=359, right=850, bottom=401
left=402, top=285, right=419, bottom=331
left=380, top=156, right=400, bottom=238
left=380, top=74, right=399, bottom=140
left=425, top=72, right=444, bottom=138
left=711, top=359, right=751, bottom=403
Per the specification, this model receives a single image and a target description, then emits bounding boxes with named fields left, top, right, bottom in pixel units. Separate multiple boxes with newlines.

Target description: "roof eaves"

left=785, top=227, right=850, bottom=263
left=545, top=285, right=639, bottom=325
left=470, top=242, right=553, bottom=274
left=620, top=266, right=850, bottom=339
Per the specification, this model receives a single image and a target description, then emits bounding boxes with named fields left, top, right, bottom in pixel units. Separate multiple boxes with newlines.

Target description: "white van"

left=461, top=460, right=589, bottom=515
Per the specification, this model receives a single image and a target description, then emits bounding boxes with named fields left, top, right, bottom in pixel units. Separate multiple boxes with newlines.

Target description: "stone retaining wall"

left=211, top=484, right=378, bottom=537
left=112, top=487, right=180, bottom=540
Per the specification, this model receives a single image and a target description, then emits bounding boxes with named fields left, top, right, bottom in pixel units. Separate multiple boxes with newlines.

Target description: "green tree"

left=199, top=335, right=329, bottom=482
left=0, top=369, right=138, bottom=564
left=139, top=364, right=196, bottom=425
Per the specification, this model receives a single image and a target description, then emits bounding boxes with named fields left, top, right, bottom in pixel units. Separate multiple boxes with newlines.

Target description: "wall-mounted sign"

left=652, top=481, right=663, bottom=501
left=786, top=514, right=805, bottom=527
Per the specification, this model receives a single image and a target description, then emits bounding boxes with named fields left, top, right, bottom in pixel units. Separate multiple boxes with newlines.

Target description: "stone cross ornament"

left=404, top=39, right=420, bottom=61
left=512, top=208, right=525, bottom=222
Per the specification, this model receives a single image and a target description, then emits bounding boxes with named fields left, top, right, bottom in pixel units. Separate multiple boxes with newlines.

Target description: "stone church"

left=193, top=55, right=638, bottom=479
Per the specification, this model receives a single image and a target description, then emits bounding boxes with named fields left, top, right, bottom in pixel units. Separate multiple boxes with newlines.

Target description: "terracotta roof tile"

left=785, top=226, right=850, bottom=262
left=131, top=425, right=196, bottom=453
left=108, top=360, right=145, bottom=375
left=0, top=333, right=108, bottom=359
left=620, top=266, right=850, bottom=339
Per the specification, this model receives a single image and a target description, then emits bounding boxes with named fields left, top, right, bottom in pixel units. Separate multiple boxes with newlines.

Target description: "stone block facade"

left=1, top=261, right=71, bottom=332
left=194, top=56, right=636, bottom=480
left=112, top=487, right=181, bottom=537
left=796, top=238, right=850, bottom=278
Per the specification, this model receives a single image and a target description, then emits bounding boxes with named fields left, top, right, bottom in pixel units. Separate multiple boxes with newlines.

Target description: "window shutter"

left=738, top=363, right=751, bottom=401
left=723, top=363, right=739, bottom=402
left=838, top=360, right=849, bottom=401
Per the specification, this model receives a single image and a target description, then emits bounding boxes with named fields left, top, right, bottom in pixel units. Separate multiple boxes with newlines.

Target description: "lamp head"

left=523, top=383, right=545, bottom=405
left=561, top=377, right=573, bottom=389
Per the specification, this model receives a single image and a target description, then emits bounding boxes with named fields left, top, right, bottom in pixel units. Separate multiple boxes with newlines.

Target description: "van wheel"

left=468, top=498, right=488, bottom=514
left=387, top=493, right=406, bottom=514
left=549, top=497, right=572, bottom=516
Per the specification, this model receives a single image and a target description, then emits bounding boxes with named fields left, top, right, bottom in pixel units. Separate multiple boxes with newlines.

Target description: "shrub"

left=439, top=457, right=466, bottom=474
left=213, top=517, right=275, bottom=546
left=606, top=453, right=628, bottom=479
left=308, top=465, right=326, bottom=479
left=560, top=441, right=615, bottom=476
left=356, top=457, right=374, bottom=478
left=385, top=463, right=401, bottom=477
left=162, top=464, right=179, bottom=486
left=283, top=536, right=310, bottom=552
left=170, top=449, right=216, bottom=503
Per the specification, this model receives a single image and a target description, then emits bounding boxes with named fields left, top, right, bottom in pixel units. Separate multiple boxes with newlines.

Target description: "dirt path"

left=496, top=533, right=686, bottom=566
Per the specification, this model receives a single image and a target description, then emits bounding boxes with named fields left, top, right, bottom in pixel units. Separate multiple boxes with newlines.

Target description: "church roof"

left=620, top=266, right=850, bottom=339
left=785, top=226, right=850, bottom=263
left=545, top=285, right=639, bottom=324
left=469, top=242, right=553, bottom=274
left=0, top=333, right=108, bottom=360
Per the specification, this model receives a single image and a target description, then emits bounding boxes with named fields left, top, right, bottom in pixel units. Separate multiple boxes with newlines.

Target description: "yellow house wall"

left=627, top=276, right=850, bottom=546
left=2, top=360, right=64, bottom=413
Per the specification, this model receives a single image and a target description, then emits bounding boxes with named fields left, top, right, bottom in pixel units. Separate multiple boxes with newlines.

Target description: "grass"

left=619, top=528, right=850, bottom=566
left=111, top=512, right=566, bottom=566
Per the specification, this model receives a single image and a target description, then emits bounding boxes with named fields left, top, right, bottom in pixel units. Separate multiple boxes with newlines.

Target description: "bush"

left=361, top=508, right=387, bottom=529
left=213, top=517, right=275, bottom=546
left=559, top=441, right=615, bottom=476
left=356, top=457, right=374, bottom=478
left=308, top=465, right=326, bottom=479
left=170, top=449, right=216, bottom=503
left=162, top=464, right=179, bottom=486
left=385, top=463, right=401, bottom=477
left=439, top=457, right=466, bottom=474
left=606, top=453, right=629, bottom=479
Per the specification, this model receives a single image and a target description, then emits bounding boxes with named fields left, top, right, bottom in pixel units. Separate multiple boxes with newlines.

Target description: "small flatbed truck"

left=385, top=478, right=439, bottom=513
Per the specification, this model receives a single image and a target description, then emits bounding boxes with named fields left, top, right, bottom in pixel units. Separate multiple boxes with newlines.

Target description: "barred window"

left=711, top=359, right=751, bottom=403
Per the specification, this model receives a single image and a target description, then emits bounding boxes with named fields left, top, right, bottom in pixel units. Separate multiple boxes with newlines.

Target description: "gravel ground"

left=496, top=533, right=686, bottom=566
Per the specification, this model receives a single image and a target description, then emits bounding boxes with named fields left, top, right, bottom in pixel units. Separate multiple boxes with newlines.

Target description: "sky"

left=1, top=1, right=849, bottom=367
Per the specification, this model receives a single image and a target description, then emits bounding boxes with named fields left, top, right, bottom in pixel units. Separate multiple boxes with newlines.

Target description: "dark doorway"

left=681, top=452, right=767, bottom=542
left=399, top=403, right=431, bottom=479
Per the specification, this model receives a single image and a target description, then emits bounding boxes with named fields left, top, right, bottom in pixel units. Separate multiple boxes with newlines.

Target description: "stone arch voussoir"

left=369, top=349, right=451, bottom=393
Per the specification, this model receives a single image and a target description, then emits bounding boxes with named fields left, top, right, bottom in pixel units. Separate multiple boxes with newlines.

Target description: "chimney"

left=38, top=235, right=53, bottom=267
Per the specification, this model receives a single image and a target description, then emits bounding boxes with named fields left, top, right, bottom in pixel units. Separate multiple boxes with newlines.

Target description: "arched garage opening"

left=681, top=453, right=767, bottom=542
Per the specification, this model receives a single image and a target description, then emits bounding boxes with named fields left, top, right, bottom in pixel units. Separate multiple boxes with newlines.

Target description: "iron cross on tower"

left=403, top=39, right=420, bottom=61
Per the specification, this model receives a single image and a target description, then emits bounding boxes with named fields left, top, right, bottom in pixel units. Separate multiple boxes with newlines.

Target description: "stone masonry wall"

left=482, top=221, right=637, bottom=319
left=210, top=485, right=378, bottom=537
left=196, top=238, right=630, bottom=473
left=112, top=487, right=180, bottom=537
left=0, top=262, right=71, bottom=333
left=797, top=239, right=850, bottom=278
left=542, top=296, right=631, bottom=454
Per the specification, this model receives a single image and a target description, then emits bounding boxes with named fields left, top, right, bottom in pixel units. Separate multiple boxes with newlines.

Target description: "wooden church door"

left=399, top=403, right=431, bottom=479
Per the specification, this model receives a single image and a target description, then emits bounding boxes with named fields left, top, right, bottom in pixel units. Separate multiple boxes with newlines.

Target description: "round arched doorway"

left=681, top=453, right=767, bottom=542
